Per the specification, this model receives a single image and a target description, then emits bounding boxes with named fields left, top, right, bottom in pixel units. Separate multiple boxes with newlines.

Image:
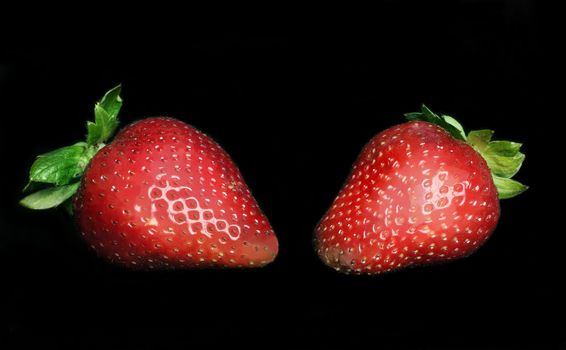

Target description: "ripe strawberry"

left=314, top=105, right=527, bottom=274
left=21, top=85, right=278, bottom=269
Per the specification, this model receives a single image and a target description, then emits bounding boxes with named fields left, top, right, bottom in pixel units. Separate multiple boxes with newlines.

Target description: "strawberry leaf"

left=483, top=151, right=525, bottom=178
left=404, top=105, right=467, bottom=141
left=469, top=131, right=526, bottom=179
left=22, top=85, right=122, bottom=211
left=485, top=141, right=522, bottom=157
left=98, top=84, right=123, bottom=120
left=478, top=135, right=527, bottom=196
left=62, top=198, right=75, bottom=215
left=23, top=180, right=50, bottom=193
left=440, top=114, right=467, bottom=141
left=492, top=176, right=528, bottom=199
left=467, top=130, right=494, bottom=151
left=20, top=182, right=80, bottom=210
left=87, top=84, right=122, bottom=145
left=28, top=143, right=88, bottom=186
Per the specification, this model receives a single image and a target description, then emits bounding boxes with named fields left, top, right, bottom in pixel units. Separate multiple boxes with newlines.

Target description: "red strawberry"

left=21, top=85, right=278, bottom=270
left=314, top=105, right=527, bottom=274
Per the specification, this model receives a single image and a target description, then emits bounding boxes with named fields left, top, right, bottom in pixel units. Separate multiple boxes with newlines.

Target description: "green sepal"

left=492, top=176, right=528, bottom=199
left=467, top=129, right=494, bottom=150
left=405, top=104, right=467, bottom=141
left=87, top=84, right=122, bottom=145
left=483, top=152, right=525, bottom=178
left=20, top=182, right=80, bottom=210
left=485, top=141, right=523, bottom=157
left=28, top=142, right=88, bottom=186
left=23, top=181, right=49, bottom=194
left=21, top=85, right=122, bottom=211
left=98, top=84, right=123, bottom=119
left=468, top=130, right=525, bottom=179
left=62, top=198, right=75, bottom=216
left=405, top=105, right=528, bottom=199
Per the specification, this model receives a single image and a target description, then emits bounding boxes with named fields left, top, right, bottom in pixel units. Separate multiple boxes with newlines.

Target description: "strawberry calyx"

left=20, top=85, right=123, bottom=212
left=405, top=104, right=528, bottom=199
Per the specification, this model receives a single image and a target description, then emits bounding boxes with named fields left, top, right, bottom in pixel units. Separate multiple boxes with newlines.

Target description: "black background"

left=1, top=2, right=562, bottom=349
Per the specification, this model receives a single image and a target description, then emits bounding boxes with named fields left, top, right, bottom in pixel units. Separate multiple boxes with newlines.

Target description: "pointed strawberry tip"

left=248, top=233, right=279, bottom=267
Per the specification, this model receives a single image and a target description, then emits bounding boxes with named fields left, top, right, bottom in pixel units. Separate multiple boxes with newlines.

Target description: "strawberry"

left=314, top=105, right=527, bottom=274
left=21, top=85, right=278, bottom=269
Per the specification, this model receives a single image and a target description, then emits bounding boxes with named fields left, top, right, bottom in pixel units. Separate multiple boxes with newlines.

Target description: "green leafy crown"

left=405, top=105, right=527, bottom=199
left=20, top=85, right=123, bottom=212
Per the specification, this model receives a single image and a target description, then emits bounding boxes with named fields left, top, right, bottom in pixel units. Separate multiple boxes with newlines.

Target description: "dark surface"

left=1, top=2, right=561, bottom=349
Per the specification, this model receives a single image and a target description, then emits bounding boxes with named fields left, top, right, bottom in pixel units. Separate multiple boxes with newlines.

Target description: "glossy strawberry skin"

left=315, top=121, right=500, bottom=274
left=74, top=117, right=278, bottom=270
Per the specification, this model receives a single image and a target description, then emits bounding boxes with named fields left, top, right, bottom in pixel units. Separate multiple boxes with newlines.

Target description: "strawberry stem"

left=404, top=105, right=528, bottom=199
left=20, top=85, right=123, bottom=211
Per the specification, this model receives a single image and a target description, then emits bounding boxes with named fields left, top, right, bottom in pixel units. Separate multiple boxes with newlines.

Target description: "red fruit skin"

left=74, top=117, right=278, bottom=270
left=315, top=121, right=500, bottom=274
